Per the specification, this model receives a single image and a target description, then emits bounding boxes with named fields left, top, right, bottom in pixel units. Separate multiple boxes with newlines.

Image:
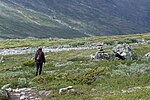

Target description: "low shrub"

left=23, top=60, right=35, bottom=67
left=18, top=78, right=28, bottom=87
left=31, top=74, right=56, bottom=84
left=104, top=41, right=114, bottom=45
left=67, top=68, right=105, bottom=85
left=118, top=38, right=138, bottom=44
left=68, top=56, right=89, bottom=62
left=69, top=41, right=86, bottom=47
left=11, top=78, right=29, bottom=88
left=111, top=63, right=150, bottom=77
left=0, top=90, right=9, bottom=100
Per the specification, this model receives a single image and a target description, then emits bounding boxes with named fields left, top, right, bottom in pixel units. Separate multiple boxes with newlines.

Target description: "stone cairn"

left=91, top=43, right=110, bottom=60
left=91, top=43, right=138, bottom=61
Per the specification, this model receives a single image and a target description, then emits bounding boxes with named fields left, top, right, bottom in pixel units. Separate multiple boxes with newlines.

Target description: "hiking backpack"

left=36, top=51, right=42, bottom=62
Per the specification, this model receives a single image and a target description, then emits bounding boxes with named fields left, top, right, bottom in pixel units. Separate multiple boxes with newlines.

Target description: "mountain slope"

left=0, top=0, right=150, bottom=38
left=0, top=0, right=87, bottom=38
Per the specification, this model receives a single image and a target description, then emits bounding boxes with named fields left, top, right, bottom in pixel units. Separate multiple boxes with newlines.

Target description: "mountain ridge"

left=0, top=0, right=150, bottom=38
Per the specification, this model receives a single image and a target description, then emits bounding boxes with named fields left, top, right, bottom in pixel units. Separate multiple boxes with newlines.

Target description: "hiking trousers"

left=36, top=62, right=43, bottom=76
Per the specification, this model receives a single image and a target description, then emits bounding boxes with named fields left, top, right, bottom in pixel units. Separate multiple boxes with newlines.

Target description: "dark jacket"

left=35, top=50, right=46, bottom=63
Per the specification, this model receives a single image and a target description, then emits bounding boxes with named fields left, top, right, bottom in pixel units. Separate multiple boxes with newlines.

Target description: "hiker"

left=35, top=47, right=46, bottom=76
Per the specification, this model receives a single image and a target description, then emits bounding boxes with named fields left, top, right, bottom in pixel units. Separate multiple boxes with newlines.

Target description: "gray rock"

left=19, top=88, right=27, bottom=92
left=13, top=93, right=20, bottom=96
left=14, top=88, right=20, bottom=93
left=5, top=88, right=12, bottom=92
left=59, top=86, right=73, bottom=94
left=1, top=84, right=10, bottom=90
left=20, top=92, right=26, bottom=96
left=143, top=52, right=150, bottom=60
left=39, top=91, right=45, bottom=95
left=35, top=98, right=42, bottom=100
left=29, top=97, right=34, bottom=99
left=20, top=95, right=27, bottom=100
left=112, top=44, right=137, bottom=60
left=19, top=88, right=31, bottom=92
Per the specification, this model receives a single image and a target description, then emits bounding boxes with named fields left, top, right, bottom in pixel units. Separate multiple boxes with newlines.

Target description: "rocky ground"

left=1, top=84, right=83, bottom=100
left=9, top=88, right=43, bottom=100
left=1, top=84, right=150, bottom=100
left=1, top=84, right=52, bottom=100
left=0, top=42, right=150, bottom=62
left=0, top=39, right=149, bottom=56
left=0, top=44, right=97, bottom=56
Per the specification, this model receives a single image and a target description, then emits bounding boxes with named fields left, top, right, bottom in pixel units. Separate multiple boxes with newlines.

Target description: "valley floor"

left=0, top=34, right=150, bottom=100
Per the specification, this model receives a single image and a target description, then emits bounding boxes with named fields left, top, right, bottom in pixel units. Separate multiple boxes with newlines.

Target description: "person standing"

left=35, top=47, right=46, bottom=76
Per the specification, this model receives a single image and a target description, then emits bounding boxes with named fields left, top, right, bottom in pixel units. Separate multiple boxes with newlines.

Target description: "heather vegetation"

left=0, top=34, right=150, bottom=99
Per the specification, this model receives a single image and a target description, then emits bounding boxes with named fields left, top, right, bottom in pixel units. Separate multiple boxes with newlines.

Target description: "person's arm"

left=42, top=52, right=46, bottom=63
left=35, top=52, right=37, bottom=62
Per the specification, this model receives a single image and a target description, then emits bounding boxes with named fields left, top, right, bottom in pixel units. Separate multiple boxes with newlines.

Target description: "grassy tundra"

left=0, top=33, right=150, bottom=99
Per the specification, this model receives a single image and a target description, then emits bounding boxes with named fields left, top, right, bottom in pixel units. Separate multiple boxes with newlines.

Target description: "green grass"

left=0, top=33, right=150, bottom=49
left=0, top=34, right=150, bottom=99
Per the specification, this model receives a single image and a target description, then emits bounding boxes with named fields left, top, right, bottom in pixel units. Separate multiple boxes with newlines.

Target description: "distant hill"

left=0, top=0, right=150, bottom=38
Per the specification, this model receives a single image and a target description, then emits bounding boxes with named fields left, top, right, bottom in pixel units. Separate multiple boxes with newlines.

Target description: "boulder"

left=112, top=44, right=137, bottom=60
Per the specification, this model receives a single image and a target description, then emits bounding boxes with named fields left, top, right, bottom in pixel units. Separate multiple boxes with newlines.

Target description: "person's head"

left=38, top=47, right=42, bottom=51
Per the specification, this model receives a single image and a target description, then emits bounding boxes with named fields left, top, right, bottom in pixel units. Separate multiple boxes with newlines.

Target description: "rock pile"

left=0, top=84, right=45, bottom=100
left=1, top=84, right=83, bottom=99
left=112, top=43, right=137, bottom=60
